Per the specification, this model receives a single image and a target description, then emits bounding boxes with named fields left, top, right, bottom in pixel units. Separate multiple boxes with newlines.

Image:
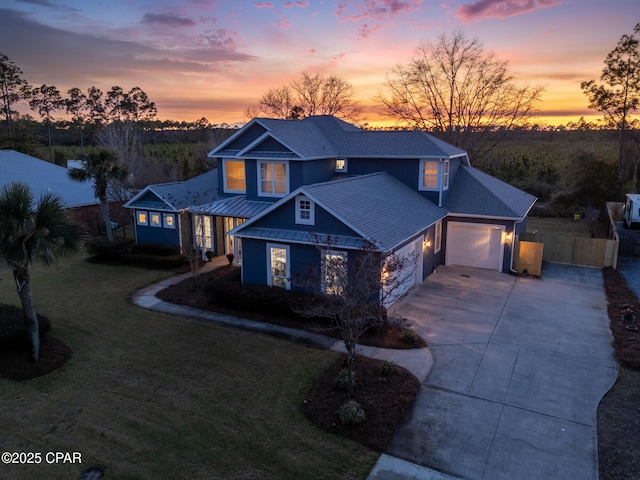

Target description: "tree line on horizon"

left=1, top=27, right=639, bottom=205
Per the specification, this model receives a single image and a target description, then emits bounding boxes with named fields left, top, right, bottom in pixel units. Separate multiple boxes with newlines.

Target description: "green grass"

left=0, top=257, right=378, bottom=479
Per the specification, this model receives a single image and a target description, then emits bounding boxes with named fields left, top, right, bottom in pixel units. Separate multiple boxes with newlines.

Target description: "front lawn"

left=0, top=257, right=378, bottom=479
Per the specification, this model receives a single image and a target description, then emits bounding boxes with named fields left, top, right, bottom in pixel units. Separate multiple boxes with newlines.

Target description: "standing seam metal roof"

left=210, top=116, right=467, bottom=160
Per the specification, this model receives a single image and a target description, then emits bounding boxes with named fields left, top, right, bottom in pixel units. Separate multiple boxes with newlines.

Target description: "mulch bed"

left=301, top=354, right=421, bottom=452
left=156, top=267, right=426, bottom=350
left=598, top=267, right=640, bottom=480
left=0, top=335, right=73, bottom=381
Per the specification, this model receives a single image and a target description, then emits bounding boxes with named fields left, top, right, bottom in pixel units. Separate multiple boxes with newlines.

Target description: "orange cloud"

left=457, top=0, right=558, bottom=23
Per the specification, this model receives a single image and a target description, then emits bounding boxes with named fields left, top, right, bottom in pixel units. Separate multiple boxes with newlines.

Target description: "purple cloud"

left=142, top=13, right=196, bottom=27
left=255, top=2, right=275, bottom=7
left=335, top=0, right=424, bottom=22
left=457, top=0, right=558, bottom=22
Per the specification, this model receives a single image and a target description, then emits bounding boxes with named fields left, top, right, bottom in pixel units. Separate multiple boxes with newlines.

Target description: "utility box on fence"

left=514, top=240, right=544, bottom=277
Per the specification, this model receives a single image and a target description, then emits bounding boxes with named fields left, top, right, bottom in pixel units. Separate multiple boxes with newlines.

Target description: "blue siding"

left=241, top=239, right=320, bottom=292
left=135, top=224, right=180, bottom=248
left=249, top=197, right=362, bottom=238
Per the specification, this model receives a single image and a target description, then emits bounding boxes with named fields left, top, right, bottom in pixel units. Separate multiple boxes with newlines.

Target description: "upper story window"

left=335, top=158, right=347, bottom=172
left=295, top=195, right=315, bottom=225
left=224, top=160, right=246, bottom=193
left=419, top=159, right=450, bottom=191
left=421, top=161, right=438, bottom=189
left=443, top=159, right=449, bottom=188
left=259, top=161, right=288, bottom=197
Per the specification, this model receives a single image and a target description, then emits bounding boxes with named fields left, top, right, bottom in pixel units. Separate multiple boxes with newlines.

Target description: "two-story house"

left=184, top=115, right=536, bottom=306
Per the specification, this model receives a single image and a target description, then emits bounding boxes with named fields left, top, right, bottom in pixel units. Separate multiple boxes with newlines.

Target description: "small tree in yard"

left=68, top=149, right=128, bottom=242
left=0, top=183, right=84, bottom=361
left=294, top=238, right=415, bottom=397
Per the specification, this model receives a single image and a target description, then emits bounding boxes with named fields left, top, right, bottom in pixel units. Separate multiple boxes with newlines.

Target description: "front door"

left=224, top=217, right=245, bottom=264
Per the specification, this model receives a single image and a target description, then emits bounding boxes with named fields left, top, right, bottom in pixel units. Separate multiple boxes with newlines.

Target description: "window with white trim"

left=150, top=213, right=161, bottom=227
left=420, top=160, right=438, bottom=190
left=435, top=221, right=442, bottom=253
left=258, top=161, right=288, bottom=196
left=267, top=244, right=290, bottom=289
left=335, top=158, right=347, bottom=172
left=321, top=250, right=347, bottom=296
left=163, top=213, right=176, bottom=229
left=419, top=159, right=450, bottom=191
left=443, top=159, right=449, bottom=188
left=295, top=195, right=314, bottom=225
left=137, top=211, right=148, bottom=226
left=224, top=160, right=246, bottom=193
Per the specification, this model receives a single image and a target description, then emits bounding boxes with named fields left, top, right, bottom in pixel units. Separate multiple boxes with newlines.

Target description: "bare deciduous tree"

left=250, top=72, right=364, bottom=122
left=378, top=31, right=545, bottom=159
left=294, top=237, right=415, bottom=397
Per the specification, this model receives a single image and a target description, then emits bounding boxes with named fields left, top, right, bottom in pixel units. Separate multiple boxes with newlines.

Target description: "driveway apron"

left=382, top=264, right=618, bottom=480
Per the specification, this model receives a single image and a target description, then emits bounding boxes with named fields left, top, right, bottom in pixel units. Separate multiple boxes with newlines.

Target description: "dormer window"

left=295, top=195, right=315, bottom=225
left=335, top=158, right=347, bottom=172
left=419, top=159, right=449, bottom=191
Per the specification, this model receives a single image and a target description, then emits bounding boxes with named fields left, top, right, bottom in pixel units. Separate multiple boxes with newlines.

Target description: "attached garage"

left=446, top=222, right=505, bottom=271
left=382, top=236, right=424, bottom=307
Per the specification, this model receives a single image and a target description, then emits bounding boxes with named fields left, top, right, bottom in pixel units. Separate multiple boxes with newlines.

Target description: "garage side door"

left=382, top=239, right=420, bottom=307
left=446, top=222, right=504, bottom=270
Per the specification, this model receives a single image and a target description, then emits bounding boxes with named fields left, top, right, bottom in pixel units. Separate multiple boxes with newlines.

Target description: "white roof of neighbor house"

left=0, top=150, right=98, bottom=208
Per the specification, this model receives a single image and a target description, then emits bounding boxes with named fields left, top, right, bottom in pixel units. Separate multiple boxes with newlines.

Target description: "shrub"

left=119, top=253, right=188, bottom=269
left=338, top=400, right=366, bottom=426
left=0, top=304, right=51, bottom=350
left=400, top=330, right=420, bottom=345
left=334, top=367, right=356, bottom=391
left=203, top=269, right=316, bottom=318
left=379, top=360, right=398, bottom=378
left=86, top=237, right=134, bottom=261
left=130, top=242, right=180, bottom=256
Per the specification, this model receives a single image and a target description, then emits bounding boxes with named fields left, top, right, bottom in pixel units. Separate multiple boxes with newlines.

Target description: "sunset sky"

left=1, top=0, right=638, bottom=128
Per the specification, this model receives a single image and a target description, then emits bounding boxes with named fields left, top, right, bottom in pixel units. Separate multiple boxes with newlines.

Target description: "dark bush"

left=119, top=253, right=188, bottom=269
left=203, top=268, right=316, bottom=318
left=86, top=237, right=134, bottom=260
left=130, top=242, right=180, bottom=256
left=0, top=304, right=51, bottom=350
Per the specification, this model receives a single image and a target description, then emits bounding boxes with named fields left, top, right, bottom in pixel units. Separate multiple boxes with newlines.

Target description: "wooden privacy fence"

left=519, top=232, right=618, bottom=268
left=513, top=240, right=544, bottom=277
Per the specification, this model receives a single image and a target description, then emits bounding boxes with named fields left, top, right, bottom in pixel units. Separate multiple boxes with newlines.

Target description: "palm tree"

left=68, top=149, right=127, bottom=241
left=0, top=183, right=85, bottom=361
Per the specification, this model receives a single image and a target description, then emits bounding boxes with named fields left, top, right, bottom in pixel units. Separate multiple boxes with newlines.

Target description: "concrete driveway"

left=370, top=263, right=618, bottom=480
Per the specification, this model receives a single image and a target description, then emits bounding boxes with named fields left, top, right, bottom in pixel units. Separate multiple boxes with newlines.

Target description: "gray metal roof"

left=232, top=228, right=367, bottom=249
left=445, top=166, right=537, bottom=219
left=125, top=169, right=218, bottom=212
left=301, top=172, right=446, bottom=251
left=0, top=150, right=98, bottom=208
left=210, top=115, right=467, bottom=160
left=191, top=195, right=272, bottom=218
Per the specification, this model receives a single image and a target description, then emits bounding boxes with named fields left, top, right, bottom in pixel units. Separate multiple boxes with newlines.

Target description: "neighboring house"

left=186, top=115, right=536, bottom=306
left=124, top=169, right=219, bottom=256
left=0, top=149, right=101, bottom=228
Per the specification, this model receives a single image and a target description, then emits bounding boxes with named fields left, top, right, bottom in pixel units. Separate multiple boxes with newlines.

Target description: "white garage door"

left=446, top=222, right=504, bottom=270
